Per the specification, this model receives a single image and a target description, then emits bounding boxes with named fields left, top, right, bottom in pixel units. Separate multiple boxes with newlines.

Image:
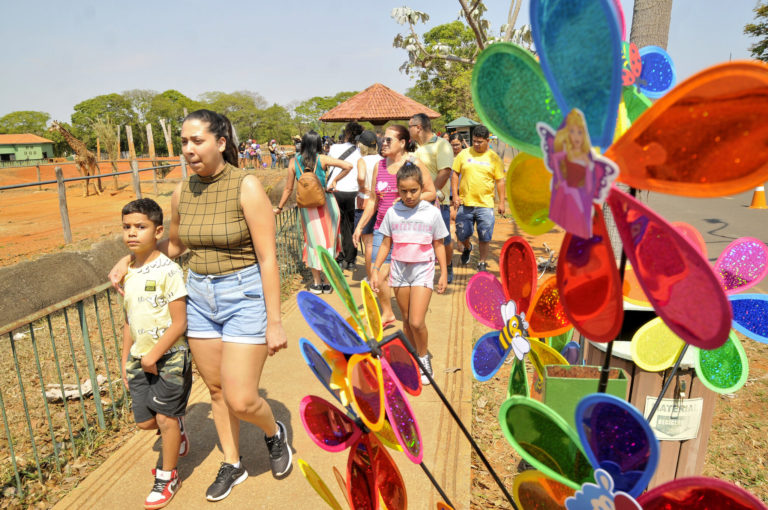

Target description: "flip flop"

left=382, top=318, right=397, bottom=330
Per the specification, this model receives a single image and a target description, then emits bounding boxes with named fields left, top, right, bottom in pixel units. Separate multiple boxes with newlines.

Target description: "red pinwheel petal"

left=557, top=204, right=623, bottom=342
left=500, top=236, right=538, bottom=316
left=346, top=435, right=377, bottom=510
left=528, top=276, right=572, bottom=338
left=299, top=395, right=361, bottom=453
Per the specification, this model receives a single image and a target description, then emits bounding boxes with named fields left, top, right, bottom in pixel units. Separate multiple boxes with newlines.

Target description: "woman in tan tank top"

left=110, top=110, right=291, bottom=501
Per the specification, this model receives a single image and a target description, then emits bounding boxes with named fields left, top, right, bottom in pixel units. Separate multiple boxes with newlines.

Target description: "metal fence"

left=0, top=210, right=305, bottom=503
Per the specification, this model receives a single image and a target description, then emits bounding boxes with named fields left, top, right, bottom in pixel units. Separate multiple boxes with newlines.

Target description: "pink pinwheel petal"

left=465, top=272, right=506, bottom=330
left=607, top=188, right=731, bottom=350
left=714, top=237, right=768, bottom=294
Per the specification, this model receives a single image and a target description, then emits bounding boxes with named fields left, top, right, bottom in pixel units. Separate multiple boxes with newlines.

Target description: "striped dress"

left=296, top=156, right=341, bottom=270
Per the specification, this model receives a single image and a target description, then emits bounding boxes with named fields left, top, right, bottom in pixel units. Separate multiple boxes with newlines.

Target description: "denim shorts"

left=440, top=205, right=452, bottom=246
left=356, top=210, right=376, bottom=236
left=372, top=229, right=392, bottom=264
left=186, top=264, right=267, bottom=344
left=389, top=259, right=435, bottom=289
left=455, top=206, right=495, bottom=243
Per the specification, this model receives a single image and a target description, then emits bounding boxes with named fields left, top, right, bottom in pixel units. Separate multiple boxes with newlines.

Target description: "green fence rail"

left=0, top=208, right=304, bottom=503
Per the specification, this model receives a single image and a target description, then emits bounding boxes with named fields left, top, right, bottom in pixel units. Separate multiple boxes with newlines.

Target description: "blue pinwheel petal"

left=729, top=294, right=768, bottom=343
left=531, top=0, right=623, bottom=149
left=472, top=331, right=512, bottom=381
left=575, top=394, right=659, bottom=498
left=299, top=338, right=345, bottom=406
left=638, top=45, right=676, bottom=99
left=560, top=341, right=581, bottom=365
left=297, top=291, right=368, bottom=354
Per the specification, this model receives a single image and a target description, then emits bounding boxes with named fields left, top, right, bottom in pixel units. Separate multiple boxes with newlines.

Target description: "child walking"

left=372, top=162, right=448, bottom=385
left=120, top=198, right=192, bottom=509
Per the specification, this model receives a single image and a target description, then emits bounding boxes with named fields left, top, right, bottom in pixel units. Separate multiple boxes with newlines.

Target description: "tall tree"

left=0, top=110, right=50, bottom=134
left=745, top=2, right=768, bottom=62
left=122, top=89, right=158, bottom=124
left=254, top=104, right=293, bottom=144
left=71, top=93, right=136, bottom=147
left=199, top=90, right=268, bottom=141
left=629, top=0, right=673, bottom=49
left=292, top=91, right=357, bottom=136
left=146, top=90, right=200, bottom=155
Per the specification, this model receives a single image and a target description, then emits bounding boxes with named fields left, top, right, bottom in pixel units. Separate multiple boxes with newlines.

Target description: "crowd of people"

left=109, top=108, right=507, bottom=509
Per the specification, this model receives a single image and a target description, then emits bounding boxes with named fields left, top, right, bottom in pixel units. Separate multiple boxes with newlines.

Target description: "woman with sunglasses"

left=353, top=124, right=436, bottom=330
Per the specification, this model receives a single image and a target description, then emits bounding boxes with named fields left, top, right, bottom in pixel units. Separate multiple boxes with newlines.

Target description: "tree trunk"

left=630, top=0, right=673, bottom=49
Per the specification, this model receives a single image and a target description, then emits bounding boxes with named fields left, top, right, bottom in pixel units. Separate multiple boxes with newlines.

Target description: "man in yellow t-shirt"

left=450, top=125, right=506, bottom=273
left=410, top=113, right=456, bottom=283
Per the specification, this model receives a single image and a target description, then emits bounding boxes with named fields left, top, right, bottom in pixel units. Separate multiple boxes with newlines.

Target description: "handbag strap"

left=326, top=145, right=357, bottom=185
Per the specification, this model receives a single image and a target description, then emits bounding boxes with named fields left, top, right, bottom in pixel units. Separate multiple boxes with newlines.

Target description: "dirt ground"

left=0, top=162, right=289, bottom=268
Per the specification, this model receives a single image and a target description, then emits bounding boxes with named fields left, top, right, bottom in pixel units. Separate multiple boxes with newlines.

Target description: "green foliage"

left=745, top=2, right=768, bottom=62
left=199, top=90, right=268, bottom=141
left=71, top=93, right=136, bottom=148
left=254, top=104, right=293, bottom=144
left=122, top=89, right=158, bottom=124
left=0, top=110, right=50, bottom=134
left=292, top=91, right=358, bottom=136
left=145, top=90, right=200, bottom=155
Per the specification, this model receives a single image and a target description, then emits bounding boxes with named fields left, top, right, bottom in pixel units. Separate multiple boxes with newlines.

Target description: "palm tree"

left=630, top=0, right=673, bottom=49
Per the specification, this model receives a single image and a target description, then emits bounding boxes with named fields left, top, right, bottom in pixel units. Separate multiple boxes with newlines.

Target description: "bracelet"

left=372, top=265, right=380, bottom=272
left=277, top=205, right=283, bottom=210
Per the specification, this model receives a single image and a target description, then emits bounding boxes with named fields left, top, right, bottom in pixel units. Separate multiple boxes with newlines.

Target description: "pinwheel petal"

left=381, top=358, right=423, bottom=464
left=508, top=357, right=530, bottom=399
left=671, top=221, right=707, bottom=258
left=370, top=434, right=407, bottom=510
left=297, top=459, right=344, bottom=510
left=630, top=317, right=686, bottom=373
left=575, top=394, right=659, bottom=497
left=637, top=45, right=677, bottom=98
left=466, top=272, right=507, bottom=329
left=505, top=155, right=554, bottom=236
left=316, top=246, right=367, bottom=335
left=636, top=476, right=768, bottom=510
left=500, top=236, right=539, bottom=315
left=557, top=205, right=623, bottom=342
left=513, top=469, right=575, bottom=509
left=528, top=276, right=572, bottom=338
left=299, top=338, right=345, bottom=406
left=607, top=188, right=731, bottom=349
left=695, top=330, right=749, bottom=394
left=499, top=396, right=594, bottom=490
left=531, top=0, right=623, bottom=149
left=472, top=331, right=513, bottom=382
left=729, top=294, right=768, bottom=343
left=360, top=279, right=383, bottom=341
left=299, top=395, right=361, bottom=453
left=608, top=61, right=768, bottom=197
left=714, top=237, right=768, bottom=294
left=297, top=291, right=368, bottom=354
left=472, top=42, right=563, bottom=157
left=347, top=435, right=377, bottom=510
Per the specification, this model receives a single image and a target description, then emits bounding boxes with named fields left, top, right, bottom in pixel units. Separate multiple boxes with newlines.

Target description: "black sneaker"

left=322, top=284, right=333, bottom=294
left=206, top=460, right=248, bottom=502
left=477, top=261, right=488, bottom=273
left=309, top=283, right=323, bottom=295
left=460, top=243, right=473, bottom=265
left=446, top=264, right=454, bottom=284
left=345, top=261, right=356, bottom=271
left=265, top=421, right=293, bottom=478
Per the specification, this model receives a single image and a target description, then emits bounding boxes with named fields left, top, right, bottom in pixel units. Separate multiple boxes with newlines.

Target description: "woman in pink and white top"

left=353, top=125, right=436, bottom=328
left=372, top=162, right=447, bottom=385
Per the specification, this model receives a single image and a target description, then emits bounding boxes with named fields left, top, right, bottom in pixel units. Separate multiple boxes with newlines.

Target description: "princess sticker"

left=538, top=109, right=619, bottom=239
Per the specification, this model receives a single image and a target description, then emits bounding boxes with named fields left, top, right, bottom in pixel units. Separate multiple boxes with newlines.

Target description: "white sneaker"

left=419, top=354, right=433, bottom=386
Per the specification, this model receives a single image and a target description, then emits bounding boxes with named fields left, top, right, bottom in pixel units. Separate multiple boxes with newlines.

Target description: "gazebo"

left=445, top=116, right=480, bottom=144
left=320, top=83, right=440, bottom=126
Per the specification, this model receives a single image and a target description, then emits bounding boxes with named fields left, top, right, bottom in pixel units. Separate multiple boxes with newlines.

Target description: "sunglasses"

left=298, top=395, right=407, bottom=509
left=382, top=136, right=399, bottom=145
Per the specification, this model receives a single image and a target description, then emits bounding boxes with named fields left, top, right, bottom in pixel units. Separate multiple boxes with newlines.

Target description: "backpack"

left=295, top=156, right=326, bottom=208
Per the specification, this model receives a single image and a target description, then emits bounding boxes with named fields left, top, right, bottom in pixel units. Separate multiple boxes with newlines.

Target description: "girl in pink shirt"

left=372, top=162, right=448, bottom=385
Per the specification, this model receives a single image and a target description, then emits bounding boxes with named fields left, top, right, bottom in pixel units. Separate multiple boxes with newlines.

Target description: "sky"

left=0, top=1, right=760, bottom=122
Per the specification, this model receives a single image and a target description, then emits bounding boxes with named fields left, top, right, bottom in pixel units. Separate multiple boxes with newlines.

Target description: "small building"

left=445, top=116, right=480, bottom=144
left=0, top=134, right=55, bottom=162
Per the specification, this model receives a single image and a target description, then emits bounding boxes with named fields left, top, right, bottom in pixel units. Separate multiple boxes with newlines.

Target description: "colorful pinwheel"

left=466, top=236, right=572, bottom=382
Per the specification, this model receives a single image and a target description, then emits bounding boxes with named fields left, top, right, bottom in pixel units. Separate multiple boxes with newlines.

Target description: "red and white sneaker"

left=178, top=417, right=189, bottom=457
left=144, top=468, right=181, bottom=509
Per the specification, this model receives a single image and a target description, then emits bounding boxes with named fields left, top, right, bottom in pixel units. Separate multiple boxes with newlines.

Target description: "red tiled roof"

left=320, top=83, right=441, bottom=123
left=0, top=134, right=54, bottom=145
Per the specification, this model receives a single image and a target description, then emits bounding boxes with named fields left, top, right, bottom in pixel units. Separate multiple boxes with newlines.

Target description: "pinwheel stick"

left=645, top=343, right=691, bottom=422
left=419, top=461, right=455, bottom=508
left=380, top=331, right=519, bottom=509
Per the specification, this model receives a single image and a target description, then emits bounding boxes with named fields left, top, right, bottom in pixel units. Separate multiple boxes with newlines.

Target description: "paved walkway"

left=53, top=231, right=514, bottom=509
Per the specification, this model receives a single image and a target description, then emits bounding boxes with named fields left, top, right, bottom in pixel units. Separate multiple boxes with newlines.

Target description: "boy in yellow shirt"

left=451, top=125, right=506, bottom=273
left=120, top=198, right=191, bottom=509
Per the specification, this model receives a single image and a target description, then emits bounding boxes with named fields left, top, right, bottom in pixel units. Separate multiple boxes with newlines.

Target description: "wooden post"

left=180, top=155, right=187, bottom=180
left=36, top=165, right=42, bottom=191
left=126, top=125, right=137, bottom=160
left=96, top=137, right=101, bottom=161
left=54, top=166, right=73, bottom=244
left=116, top=125, right=121, bottom=159
left=159, top=118, right=174, bottom=157
left=146, top=123, right=156, bottom=160
left=183, top=107, right=188, bottom=118
left=130, top=159, right=142, bottom=199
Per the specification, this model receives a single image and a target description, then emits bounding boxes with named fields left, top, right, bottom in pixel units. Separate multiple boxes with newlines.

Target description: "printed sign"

left=644, top=397, right=703, bottom=441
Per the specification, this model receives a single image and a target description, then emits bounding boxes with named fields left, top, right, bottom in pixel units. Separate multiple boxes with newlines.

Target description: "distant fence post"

left=130, top=160, right=142, bottom=199
left=180, top=155, right=187, bottom=180
left=35, top=165, right=42, bottom=191
left=54, top=166, right=73, bottom=244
